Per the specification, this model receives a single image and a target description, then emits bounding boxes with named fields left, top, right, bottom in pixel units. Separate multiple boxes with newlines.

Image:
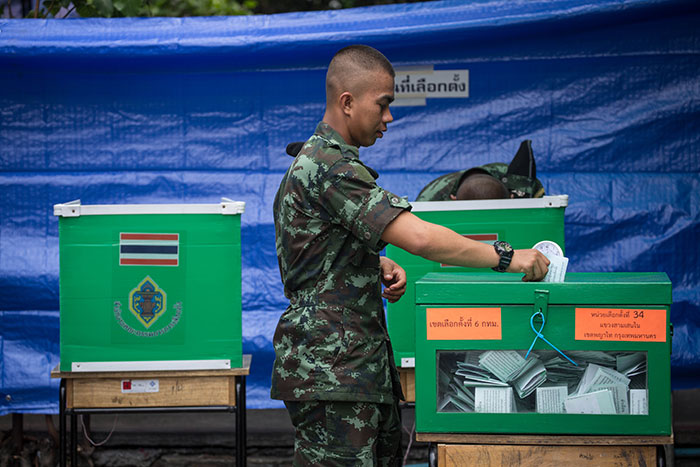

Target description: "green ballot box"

left=386, top=195, right=568, bottom=368
left=54, top=199, right=245, bottom=372
left=414, top=272, right=672, bottom=436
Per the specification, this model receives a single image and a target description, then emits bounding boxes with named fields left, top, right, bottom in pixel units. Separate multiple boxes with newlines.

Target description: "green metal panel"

left=414, top=273, right=672, bottom=435
left=386, top=198, right=567, bottom=365
left=57, top=209, right=242, bottom=371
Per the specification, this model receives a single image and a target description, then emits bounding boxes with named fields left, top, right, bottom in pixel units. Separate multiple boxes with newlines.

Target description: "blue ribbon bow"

left=525, top=310, right=577, bottom=366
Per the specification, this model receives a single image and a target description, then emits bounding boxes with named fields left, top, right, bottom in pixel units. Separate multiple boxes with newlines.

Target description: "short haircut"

left=456, top=173, right=510, bottom=200
left=326, top=45, right=395, bottom=101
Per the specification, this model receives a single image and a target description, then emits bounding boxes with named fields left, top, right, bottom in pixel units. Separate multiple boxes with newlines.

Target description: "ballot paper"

left=475, top=387, right=515, bottom=413
left=536, top=386, right=568, bottom=413
left=456, top=362, right=510, bottom=387
left=616, top=352, right=647, bottom=377
left=478, top=350, right=533, bottom=383
left=478, top=351, right=546, bottom=398
left=630, top=389, right=649, bottom=415
left=439, top=393, right=474, bottom=413
left=542, top=355, right=586, bottom=391
left=574, top=363, right=630, bottom=396
left=565, top=389, right=617, bottom=414
left=590, top=383, right=629, bottom=414
left=512, top=359, right=547, bottom=398
left=542, top=254, right=568, bottom=283
left=449, top=382, right=475, bottom=408
left=533, top=240, right=568, bottom=283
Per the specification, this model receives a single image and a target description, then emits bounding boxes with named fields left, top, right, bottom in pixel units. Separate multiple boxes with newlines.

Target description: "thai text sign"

left=575, top=308, right=667, bottom=342
left=393, top=68, right=469, bottom=106
left=427, top=308, right=502, bottom=340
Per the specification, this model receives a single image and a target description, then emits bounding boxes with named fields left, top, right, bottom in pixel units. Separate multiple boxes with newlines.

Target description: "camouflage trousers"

left=283, top=398, right=402, bottom=466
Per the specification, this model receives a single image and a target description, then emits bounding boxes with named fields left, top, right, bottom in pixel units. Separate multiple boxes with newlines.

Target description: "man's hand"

left=507, top=249, right=550, bottom=282
left=379, top=256, right=407, bottom=303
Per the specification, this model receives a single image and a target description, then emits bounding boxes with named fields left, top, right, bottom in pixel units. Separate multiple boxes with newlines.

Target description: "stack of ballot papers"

left=565, top=363, right=632, bottom=415
left=437, top=350, right=649, bottom=415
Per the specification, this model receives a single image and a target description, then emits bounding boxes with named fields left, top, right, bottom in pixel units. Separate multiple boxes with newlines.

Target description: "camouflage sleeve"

left=322, top=159, right=411, bottom=251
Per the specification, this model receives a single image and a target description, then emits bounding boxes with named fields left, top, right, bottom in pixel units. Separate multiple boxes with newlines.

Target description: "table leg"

left=236, top=376, right=247, bottom=467
left=70, top=412, right=77, bottom=466
left=59, top=380, right=66, bottom=467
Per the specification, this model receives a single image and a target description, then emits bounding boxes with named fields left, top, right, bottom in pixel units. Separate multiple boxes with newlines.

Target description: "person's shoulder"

left=416, top=170, right=465, bottom=201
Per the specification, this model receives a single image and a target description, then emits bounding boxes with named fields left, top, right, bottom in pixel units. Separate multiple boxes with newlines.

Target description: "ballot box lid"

left=54, top=198, right=245, bottom=217
left=415, top=272, right=671, bottom=306
left=410, top=195, right=569, bottom=212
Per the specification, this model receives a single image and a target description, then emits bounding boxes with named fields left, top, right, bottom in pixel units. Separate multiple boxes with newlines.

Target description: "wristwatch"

left=492, top=241, right=514, bottom=272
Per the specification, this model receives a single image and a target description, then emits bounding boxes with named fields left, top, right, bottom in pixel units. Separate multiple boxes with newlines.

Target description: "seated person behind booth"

left=415, top=139, right=546, bottom=201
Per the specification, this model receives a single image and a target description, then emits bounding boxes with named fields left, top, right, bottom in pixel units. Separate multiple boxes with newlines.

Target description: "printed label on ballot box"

left=575, top=308, right=666, bottom=342
left=427, top=308, right=502, bottom=340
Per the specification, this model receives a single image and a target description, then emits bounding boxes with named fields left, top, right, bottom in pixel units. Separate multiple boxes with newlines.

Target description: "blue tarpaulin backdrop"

left=1, top=0, right=698, bottom=413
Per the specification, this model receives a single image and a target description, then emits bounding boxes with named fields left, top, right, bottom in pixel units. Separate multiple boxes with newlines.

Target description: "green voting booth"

left=386, top=195, right=568, bottom=368
left=414, top=272, right=672, bottom=436
left=54, top=199, right=245, bottom=372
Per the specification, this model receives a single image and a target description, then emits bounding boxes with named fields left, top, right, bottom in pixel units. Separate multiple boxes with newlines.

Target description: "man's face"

left=346, top=71, right=395, bottom=147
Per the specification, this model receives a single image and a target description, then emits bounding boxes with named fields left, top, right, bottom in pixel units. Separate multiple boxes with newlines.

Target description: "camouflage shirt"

left=271, top=122, right=411, bottom=403
left=416, top=163, right=545, bottom=201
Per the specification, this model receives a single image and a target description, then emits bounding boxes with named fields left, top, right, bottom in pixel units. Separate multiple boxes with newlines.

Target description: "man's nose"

left=384, top=107, right=393, bottom=124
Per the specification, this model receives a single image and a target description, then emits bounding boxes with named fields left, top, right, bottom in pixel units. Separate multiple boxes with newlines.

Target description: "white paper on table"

left=564, top=389, right=617, bottom=414
left=475, top=387, right=515, bottom=413
left=630, top=389, right=649, bottom=415
left=536, top=386, right=568, bottom=414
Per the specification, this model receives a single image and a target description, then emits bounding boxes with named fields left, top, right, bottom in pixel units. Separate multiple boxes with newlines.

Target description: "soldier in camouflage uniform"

left=272, top=45, right=550, bottom=466
left=416, top=140, right=546, bottom=201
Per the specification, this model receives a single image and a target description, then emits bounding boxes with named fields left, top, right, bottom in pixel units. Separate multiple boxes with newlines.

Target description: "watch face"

left=533, top=240, right=563, bottom=259
left=496, top=241, right=513, bottom=253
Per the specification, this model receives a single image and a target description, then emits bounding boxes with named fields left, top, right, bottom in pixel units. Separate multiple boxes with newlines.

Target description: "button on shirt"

left=271, top=122, right=411, bottom=403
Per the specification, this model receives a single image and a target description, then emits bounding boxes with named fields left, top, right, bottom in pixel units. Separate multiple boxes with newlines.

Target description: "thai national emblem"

left=129, top=276, right=167, bottom=329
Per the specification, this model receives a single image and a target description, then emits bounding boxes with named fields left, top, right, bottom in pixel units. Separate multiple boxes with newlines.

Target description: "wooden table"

left=398, top=367, right=415, bottom=402
left=51, top=355, right=251, bottom=467
left=416, top=433, right=674, bottom=467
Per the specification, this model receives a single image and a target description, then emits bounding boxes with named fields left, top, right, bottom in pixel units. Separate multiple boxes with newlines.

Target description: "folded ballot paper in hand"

left=533, top=240, right=568, bottom=282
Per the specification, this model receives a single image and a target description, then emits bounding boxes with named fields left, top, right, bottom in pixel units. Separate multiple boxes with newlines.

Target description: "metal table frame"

left=54, top=358, right=249, bottom=467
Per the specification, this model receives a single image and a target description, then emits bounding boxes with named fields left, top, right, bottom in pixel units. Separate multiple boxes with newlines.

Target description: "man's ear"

left=339, top=92, right=353, bottom=116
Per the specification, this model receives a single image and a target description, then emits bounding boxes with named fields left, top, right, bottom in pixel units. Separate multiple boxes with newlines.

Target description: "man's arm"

left=381, top=211, right=549, bottom=281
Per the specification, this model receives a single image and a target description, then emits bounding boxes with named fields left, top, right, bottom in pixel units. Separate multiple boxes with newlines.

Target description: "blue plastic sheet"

left=1, top=0, right=698, bottom=413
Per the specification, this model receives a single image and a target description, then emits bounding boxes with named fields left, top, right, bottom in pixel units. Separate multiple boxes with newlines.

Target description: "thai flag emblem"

left=119, top=233, right=179, bottom=267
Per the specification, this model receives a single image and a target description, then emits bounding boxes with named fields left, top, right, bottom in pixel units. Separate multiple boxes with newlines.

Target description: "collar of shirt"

left=314, top=122, right=380, bottom=180
left=315, top=121, right=359, bottom=159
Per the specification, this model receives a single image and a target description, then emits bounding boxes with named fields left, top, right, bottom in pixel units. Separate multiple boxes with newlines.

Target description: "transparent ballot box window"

left=437, top=350, right=648, bottom=415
